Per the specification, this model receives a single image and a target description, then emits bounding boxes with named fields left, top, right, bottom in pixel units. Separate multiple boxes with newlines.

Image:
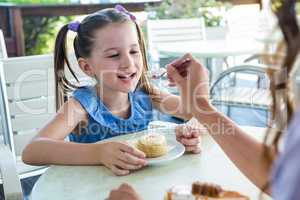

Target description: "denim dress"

left=271, top=108, right=300, bottom=199
left=69, top=86, right=153, bottom=143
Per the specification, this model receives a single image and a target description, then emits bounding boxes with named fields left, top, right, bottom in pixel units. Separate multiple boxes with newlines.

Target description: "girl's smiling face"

left=79, top=22, right=143, bottom=94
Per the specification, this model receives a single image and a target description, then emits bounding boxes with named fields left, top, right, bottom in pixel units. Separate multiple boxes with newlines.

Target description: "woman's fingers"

left=118, top=183, right=135, bottom=192
left=169, top=53, right=193, bottom=67
left=167, top=64, right=185, bottom=85
left=110, top=165, right=130, bottom=176
left=108, top=183, right=141, bottom=200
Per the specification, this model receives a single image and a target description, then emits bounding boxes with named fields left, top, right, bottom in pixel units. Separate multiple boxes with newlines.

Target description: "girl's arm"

left=152, top=88, right=193, bottom=120
left=22, top=98, right=146, bottom=175
left=22, top=98, right=103, bottom=165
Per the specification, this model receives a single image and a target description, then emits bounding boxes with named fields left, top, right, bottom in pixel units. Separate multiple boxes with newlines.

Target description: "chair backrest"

left=0, top=54, right=91, bottom=156
left=210, top=65, right=271, bottom=127
left=225, top=5, right=260, bottom=39
left=210, top=64, right=270, bottom=97
left=146, top=18, right=206, bottom=50
left=0, top=29, right=8, bottom=58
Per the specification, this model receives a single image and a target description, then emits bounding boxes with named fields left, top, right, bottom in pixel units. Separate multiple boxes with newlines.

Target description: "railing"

left=0, top=1, right=162, bottom=57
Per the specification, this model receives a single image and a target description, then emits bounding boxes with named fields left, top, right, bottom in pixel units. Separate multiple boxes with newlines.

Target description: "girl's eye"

left=130, top=50, right=139, bottom=54
left=108, top=54, right=119, bottom=58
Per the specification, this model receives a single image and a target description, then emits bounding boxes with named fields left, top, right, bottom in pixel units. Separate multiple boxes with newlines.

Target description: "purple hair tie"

left=68, top=21, right=80, bottom=32
left=115, top=4, right=136, bottom=21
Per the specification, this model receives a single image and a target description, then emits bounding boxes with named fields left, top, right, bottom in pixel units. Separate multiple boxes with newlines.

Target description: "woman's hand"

left=175, top=124, right=201, bottom=154
left=97, top=141, right=147, bottom=176
left=107, top=183, right=142, bottom=200
left=166, top=53, right=211, bottom=115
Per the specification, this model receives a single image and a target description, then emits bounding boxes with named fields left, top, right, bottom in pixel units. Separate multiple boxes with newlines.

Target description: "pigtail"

left=54, top=25, right=79, bottom=111
left=134, top=22, right=161, bottom=102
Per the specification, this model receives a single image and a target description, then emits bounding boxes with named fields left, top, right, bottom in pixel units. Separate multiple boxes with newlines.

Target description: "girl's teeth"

left=118, top=73, right=135, bottom=79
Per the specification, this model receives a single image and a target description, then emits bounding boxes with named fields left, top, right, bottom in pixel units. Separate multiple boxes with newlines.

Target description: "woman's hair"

left=261, top=0, right=300, bottom=191
left=264, top=0, right=299, bottom=164
left=54, top=8, right=156, bottom=111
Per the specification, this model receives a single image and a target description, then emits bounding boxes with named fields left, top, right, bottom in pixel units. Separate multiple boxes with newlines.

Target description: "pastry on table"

left=136, top=133, right=168, bottom=158
left=165, top=181, right=249, bottom=200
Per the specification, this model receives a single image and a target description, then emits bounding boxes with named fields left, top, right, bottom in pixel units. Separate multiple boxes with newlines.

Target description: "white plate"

left=127, top=129, right=185, bottom=166
left=146, top=138, right=185, bottom=165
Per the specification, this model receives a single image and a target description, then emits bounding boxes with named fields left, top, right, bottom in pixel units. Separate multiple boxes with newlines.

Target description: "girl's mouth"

left=117, top=72, right=137, bottom=81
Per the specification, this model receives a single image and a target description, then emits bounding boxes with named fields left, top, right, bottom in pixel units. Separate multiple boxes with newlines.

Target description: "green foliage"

left=0, top=0, right=73, bottom=55
left=0, top=0, right=69, bottom=4
left=23, top=16, right=73, bottom=55
left=270, top=0, right=300, bottom=13
left=146, top=0, right=231, bottom=27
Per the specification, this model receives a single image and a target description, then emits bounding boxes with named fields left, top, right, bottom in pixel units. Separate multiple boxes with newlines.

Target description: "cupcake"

left=136, top=133, right=168, bottom=158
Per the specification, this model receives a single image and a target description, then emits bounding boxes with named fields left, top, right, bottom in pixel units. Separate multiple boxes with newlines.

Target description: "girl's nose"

left=121, top=54, right=135, bottom=69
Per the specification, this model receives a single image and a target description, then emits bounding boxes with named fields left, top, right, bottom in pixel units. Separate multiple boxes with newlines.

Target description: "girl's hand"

left=166, top=53, right=211, bottom=115
left=98, top=141, right=147, bottom=176
left=175, top=124, right=201, bottom=154
left=107, top=183, right=142, bottom=200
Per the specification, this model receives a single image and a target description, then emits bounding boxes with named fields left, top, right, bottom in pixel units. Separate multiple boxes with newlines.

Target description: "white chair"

left=147, top=18, right=206, bottom=66
left=0, top=143, right=23, bottom=200
left=225, top=5, right=260, bottom=40
left=147, top=18, right=206, bottom=49
left=0, top=29, right=8, bottom=59
left=0, top=53, right=91, bottom=198
left=146, top=18, right=206, bottom=95
left=210, top=64, right=271, bottom=127
left=224, top=5, right=261, bottom=65
left=0, top=61, right=23, bottom=199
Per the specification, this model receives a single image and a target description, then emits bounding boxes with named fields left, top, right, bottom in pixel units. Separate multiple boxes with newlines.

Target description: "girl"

left=22, top=5, right=201, bottom=176
left=108, top=0, right=300, bottom=199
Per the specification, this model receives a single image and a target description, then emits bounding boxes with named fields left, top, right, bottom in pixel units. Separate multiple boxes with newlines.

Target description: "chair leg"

left=0, top=144, right=23, bottom=200
left=223, top=57, right=230, bottom=69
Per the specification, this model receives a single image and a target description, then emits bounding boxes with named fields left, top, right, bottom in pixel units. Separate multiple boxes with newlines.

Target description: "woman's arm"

left=194, top=100, right=274, bottom=193
left=152, top=88, right=193, bottom=120
left=166, top=54, right=275, bottom=193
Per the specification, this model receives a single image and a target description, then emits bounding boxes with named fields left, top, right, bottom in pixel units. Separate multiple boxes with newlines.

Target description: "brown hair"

left=261, top=0, right=300, bottom=192
left=54, top=8, right=157, bottom=111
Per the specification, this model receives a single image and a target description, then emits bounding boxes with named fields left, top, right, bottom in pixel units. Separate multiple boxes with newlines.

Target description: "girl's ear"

left=78, top=58, right=94, bottom=77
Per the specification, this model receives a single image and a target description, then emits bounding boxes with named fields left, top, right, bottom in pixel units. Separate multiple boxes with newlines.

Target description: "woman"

left=108, top=0, right=300, bottom=199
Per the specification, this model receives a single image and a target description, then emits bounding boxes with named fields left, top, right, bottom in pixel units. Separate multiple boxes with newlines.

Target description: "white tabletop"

left=31, top=125, right=270, bottom=200
left=157, top=39, right=264, bottom=58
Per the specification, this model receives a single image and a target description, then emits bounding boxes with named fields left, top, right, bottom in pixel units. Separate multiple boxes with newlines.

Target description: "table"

left=0, top=1, right=161, bottom=56
left=31, top=125, right=271, bottom=200
left=157, top=39, right=264, bottom=82
left=157, top=39, right=263, bottom=59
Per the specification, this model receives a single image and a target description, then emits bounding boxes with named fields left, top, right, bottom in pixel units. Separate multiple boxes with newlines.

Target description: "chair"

left=146, top=18, right=206, bottom=96
left=224, top=5, right=261, bottom=66
left=0, top=54, right=90, bottom=198
left=0, top=143, right=23, bottom=200
left=146, top=18, right=206, bottom=67
left=0, top=60, right=23, bottom=199
left=0, top=29, right=8, bottom=58
left=210, top=64, right=271, bottom=127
